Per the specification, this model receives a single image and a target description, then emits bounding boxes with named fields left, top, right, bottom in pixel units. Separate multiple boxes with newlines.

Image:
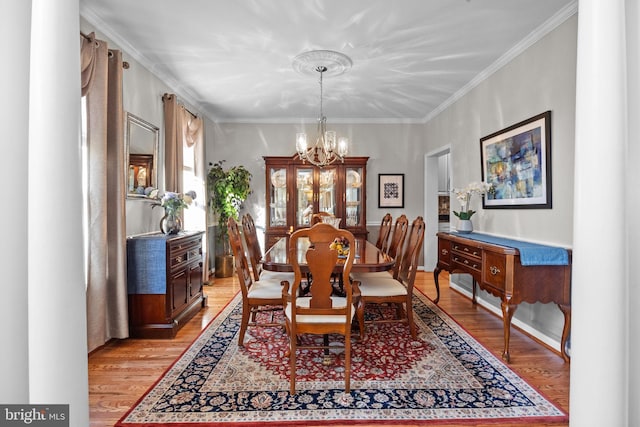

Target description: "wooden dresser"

left=126, top=231, right=206, bottom=338
left=433, top=232, right=571, bottom=362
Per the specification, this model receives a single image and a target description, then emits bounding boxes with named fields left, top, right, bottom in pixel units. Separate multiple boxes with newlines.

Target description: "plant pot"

left=215, top=254, right=234, bottom=278
left=457, top=219, right=473, bottom=234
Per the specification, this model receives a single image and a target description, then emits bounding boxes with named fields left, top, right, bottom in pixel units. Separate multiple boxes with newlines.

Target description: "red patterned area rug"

left=116, top=290, right=567, bottom=426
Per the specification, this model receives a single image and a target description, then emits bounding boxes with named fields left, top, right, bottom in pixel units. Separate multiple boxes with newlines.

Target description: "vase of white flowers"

left=151, top=190, right=197, bottom=235
left=452, top=182, right=492, bottom=233
left=160, top=211, right=182, bottom=235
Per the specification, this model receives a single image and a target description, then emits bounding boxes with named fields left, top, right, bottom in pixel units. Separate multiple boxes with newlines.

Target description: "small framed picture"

left=378, top=174, right=404, bottom=208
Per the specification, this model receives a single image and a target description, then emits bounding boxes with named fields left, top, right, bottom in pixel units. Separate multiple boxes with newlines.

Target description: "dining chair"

left=311, top=211, right=334, bottom=225
left=355, top=216, right=425, bottom=340
left=351, top=214, right=408, bottom=282
left=241, top=213, right=294, bottom=283
left=375, top=213, right=393, bottom=252
left=228, top=217, right=284, bottom=347
left=281, top=223, right=361, bottom=394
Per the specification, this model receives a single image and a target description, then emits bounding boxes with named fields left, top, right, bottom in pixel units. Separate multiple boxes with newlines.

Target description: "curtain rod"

left=184, top=106, right=198, bottom=118
left=164, top=93, right=198, bottom=118
left=80, top=31, right=129, bottom=69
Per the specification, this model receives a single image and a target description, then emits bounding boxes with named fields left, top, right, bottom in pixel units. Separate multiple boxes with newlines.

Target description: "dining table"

left=262, top=236, right=394, bottom=274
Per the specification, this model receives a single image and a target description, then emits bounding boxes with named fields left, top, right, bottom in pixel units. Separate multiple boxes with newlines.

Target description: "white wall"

left=205, top=121, right=426, bottom=260
left=423, top=15, right=578, bottom=348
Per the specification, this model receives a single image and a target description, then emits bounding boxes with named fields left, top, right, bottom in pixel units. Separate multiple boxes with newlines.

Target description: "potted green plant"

left=207, top=160, right=252, bottom=277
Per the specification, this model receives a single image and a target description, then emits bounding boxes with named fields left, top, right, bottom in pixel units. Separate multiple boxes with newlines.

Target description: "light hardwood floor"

left=88, top=271, right=569, bottom=427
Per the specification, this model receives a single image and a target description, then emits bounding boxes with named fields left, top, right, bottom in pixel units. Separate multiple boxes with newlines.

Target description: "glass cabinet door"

left=269, top=167, right=288, bottom=227
left=295, top=167, right=314, bottom=227
left=345, top=167, right=363, bottom=227
left=318, top=168, right=337, bottom=216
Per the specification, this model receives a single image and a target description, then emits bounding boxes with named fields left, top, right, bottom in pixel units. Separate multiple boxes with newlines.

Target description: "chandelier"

left=293, top=50, right=352, bottom=168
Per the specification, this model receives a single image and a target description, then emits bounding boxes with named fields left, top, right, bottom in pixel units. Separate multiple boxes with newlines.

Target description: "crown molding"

left=215, top=117, right=425, bottom=125
left=422, top=0, right=578, bottom=124
left=80, top=5, right=213, bottom=121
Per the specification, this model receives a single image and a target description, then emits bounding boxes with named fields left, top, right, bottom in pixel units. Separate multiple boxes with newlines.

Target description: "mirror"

left=125, top=112, right=159, bottom=198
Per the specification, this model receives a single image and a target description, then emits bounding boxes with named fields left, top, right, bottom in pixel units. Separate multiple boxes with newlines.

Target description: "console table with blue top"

left=434, top=232, right=571, bottom=362
left=127, top=231, right=206, bottom=338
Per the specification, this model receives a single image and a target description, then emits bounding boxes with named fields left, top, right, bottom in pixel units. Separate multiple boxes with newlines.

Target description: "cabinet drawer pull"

left=441, top=249, right=448, bottom=255
left=463, top=247, right=469, bottom=252
left=175, top=256, right=183, bottom=264
left=490, top=266, right=501, bottom=275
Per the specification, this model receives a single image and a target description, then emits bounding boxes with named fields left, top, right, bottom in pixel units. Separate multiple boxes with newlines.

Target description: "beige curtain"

left=81, top=33, right=128, bottom=352
left=163, top=93, right=183, bottom=192
left=165, top=94, right=208, bottom=277
left=180, top=106, right=207, bottom=277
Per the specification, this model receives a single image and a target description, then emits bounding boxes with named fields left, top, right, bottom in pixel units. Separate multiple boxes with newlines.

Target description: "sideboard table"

left=127, top=231, right=206, bottom=338
left=433, top=232, right=571, bottom=362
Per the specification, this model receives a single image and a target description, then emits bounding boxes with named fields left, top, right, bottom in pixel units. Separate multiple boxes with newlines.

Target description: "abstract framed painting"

left=378, top=174, right=404, bottom=208
left=481, top=111, right=552, bottom=209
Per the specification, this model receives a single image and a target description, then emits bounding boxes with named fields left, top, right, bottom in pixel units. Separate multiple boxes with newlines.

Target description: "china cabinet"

left=264, top=155, right=368, bottom=249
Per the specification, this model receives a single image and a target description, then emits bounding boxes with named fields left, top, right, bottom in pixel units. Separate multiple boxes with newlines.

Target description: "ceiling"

left=80, top=0, right=576, bottom=123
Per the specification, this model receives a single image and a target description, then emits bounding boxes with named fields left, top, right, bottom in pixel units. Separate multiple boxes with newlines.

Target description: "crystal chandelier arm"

left=293, top=52, right=350, bottom=167
left=296, top=133, right=308, bottom=155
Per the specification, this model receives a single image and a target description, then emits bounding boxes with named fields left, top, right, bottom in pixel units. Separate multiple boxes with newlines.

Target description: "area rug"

left=116, top=290, right=567, bottom=426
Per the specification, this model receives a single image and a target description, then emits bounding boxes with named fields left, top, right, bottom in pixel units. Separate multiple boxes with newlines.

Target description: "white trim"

left=216, top=117, right=425, bottom=125
left=449, top=282, right=562, bottom=354
left=80, top=6, right=206, bottom=120
left=423, top=1, right=578, bottom=123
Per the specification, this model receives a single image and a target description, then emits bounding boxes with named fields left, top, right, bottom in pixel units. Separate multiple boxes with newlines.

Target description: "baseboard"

left=449, top=282, right=562, bottom=354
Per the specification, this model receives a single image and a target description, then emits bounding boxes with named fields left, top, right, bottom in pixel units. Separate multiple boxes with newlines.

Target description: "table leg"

left=500, top=300, right=517, bottom=362
left=432, top=268, right=442, bottom=304
left=558, top=303, right=571, bottom=362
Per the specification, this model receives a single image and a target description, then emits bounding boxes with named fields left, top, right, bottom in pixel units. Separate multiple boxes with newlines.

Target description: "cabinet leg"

left=472, top=279, right=477, bottom=304
left=500, top=300, right=517, bottom=363
left=432, top=268, right=441, bottom=304
left=558, top=303, right=571, bottom=362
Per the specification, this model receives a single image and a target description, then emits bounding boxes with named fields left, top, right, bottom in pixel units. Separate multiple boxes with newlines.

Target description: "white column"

left=0, top=0, right=32, bottom=404
left=571, top=0, right=628, bottom=425
left=625, top=1, right=640, bottom=426
left=28, top=0, right=89, bottom=425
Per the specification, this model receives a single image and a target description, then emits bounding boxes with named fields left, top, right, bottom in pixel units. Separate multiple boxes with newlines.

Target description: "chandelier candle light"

left=293, top=50, right=351, bottom=167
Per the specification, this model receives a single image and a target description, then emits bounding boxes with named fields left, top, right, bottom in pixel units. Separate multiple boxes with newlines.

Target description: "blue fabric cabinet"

left=127, top=231, right=205, bottom=338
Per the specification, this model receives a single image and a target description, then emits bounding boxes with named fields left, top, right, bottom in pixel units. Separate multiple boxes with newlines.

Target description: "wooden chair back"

left=287, top=224, right=356, bottom=317
left=375, top=213, right=393, bottom=252
left=241, top=213, right=263, bottom=281
left=227, top=217, right=254, bottom=297
left=396, top=216, right=425, bottom=288
left=386, top=214, right=409, bottom=278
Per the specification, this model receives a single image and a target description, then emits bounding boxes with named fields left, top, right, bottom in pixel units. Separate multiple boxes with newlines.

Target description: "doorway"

left=424, top=147, right=450, bottom=271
